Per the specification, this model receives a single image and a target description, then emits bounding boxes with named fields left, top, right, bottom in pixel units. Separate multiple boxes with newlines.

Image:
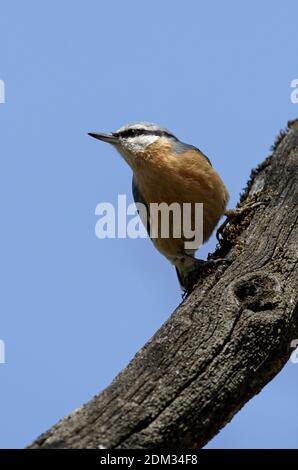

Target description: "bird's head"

left=88, top=122, right=178, bottom=167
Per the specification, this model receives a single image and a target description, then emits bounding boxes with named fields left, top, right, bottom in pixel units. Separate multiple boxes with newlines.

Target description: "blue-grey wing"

left=173, top=140, right=212, bottom=167
left=132, top=177, right=150, bottom=236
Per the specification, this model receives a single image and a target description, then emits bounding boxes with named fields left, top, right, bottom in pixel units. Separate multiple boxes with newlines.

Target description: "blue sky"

left=0, top=0, right=298, bottom=448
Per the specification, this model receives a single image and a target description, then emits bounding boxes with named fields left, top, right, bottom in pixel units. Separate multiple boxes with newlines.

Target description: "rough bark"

left=29, top=120, right=298, bottom=449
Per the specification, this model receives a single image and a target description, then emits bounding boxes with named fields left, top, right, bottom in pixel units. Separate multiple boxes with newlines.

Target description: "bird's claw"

left=216, top=200, right=268, bottom=241
left=181, top=257, right=230, bottom=298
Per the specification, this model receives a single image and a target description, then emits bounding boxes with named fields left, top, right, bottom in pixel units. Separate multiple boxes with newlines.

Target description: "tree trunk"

left=29, top=120, right=298, bottom=449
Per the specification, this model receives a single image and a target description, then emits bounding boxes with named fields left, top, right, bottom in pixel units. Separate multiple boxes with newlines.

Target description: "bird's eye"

left=131, top=129, right=144, bottom=137
left=114, top=128, right=175, bottom=139
left=114, top=129, right=136, bottom=139
left=116, top=129, right=144, bottom=138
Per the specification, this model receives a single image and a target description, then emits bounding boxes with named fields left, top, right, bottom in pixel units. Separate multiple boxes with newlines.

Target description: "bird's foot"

left=182, top=258, right=230, bottom=299
left=216, top=200, right=267, bottom=241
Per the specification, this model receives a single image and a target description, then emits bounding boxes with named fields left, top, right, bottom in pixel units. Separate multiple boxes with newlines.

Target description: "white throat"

left=115, top=134, right=159, bottom=168
left=123, top=134, right=159, bottom=152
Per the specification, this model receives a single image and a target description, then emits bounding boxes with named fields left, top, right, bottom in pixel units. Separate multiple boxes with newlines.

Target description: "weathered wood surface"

left=29, top=120, right=298, bottom=449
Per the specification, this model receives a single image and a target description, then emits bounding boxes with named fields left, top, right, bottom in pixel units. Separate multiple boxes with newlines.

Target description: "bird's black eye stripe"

left=113, top=129, right=176, bottom=139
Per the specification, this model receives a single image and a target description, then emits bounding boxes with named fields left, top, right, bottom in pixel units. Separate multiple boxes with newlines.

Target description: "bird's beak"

left=88, top=132, right=119, bottom=145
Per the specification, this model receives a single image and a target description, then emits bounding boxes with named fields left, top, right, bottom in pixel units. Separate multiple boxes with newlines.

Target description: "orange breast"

left=133, top=141, right=229, bottom=259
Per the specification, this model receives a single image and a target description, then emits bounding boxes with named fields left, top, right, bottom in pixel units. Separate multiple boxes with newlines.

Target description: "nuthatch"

left=89, top=122, right=229, bottom=292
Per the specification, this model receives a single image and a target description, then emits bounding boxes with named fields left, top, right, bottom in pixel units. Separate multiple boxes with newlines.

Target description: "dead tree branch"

left=29, top=119, right=298, bottom=449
